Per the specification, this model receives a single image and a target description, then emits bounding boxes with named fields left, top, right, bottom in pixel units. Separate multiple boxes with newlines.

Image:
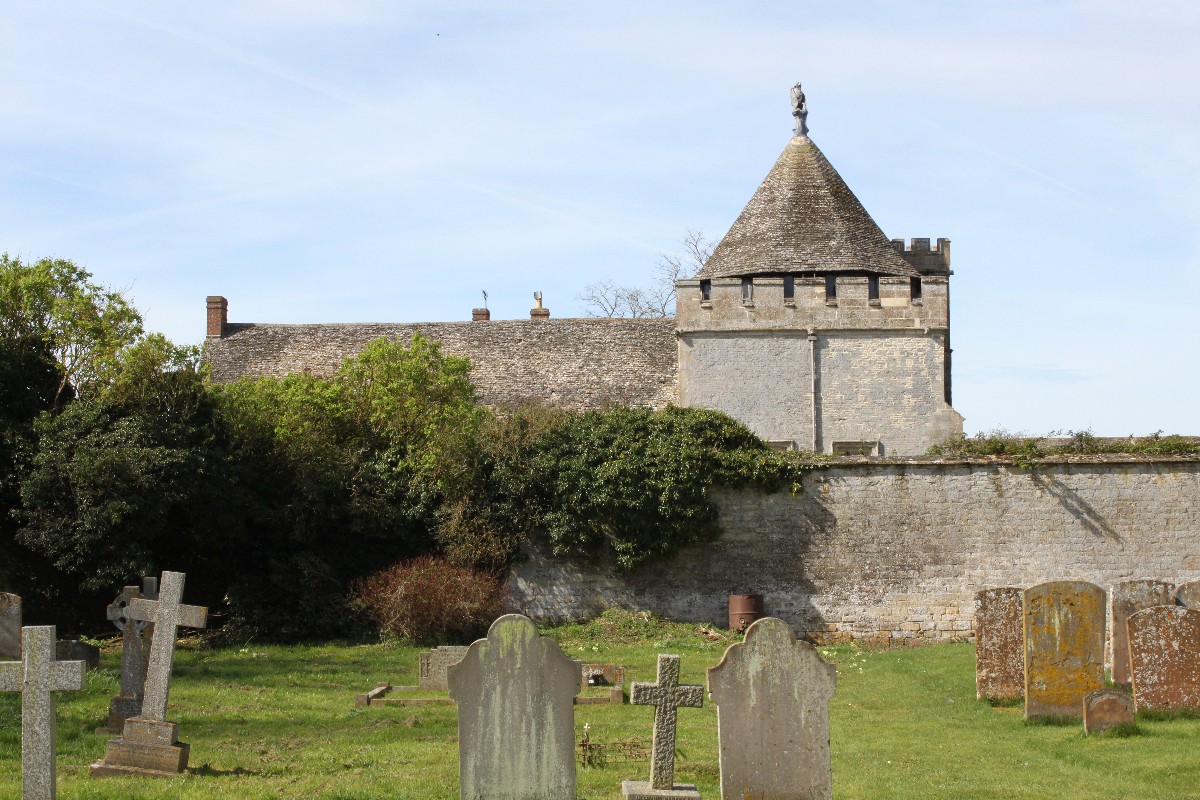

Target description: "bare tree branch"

left=578, top=229, right=715, bottom=318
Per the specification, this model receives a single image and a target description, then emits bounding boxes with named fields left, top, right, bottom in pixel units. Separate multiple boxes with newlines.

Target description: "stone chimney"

left=206, top=296, right=228, bottom=337
left=472, top=307, right=491, bottom=321
left=530, top=291, right=550, bottom=320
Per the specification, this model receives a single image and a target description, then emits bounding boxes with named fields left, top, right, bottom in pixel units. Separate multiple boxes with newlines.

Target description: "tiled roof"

left=203, top=318, right=678, bottom=411
left=698, top=135, right=919, bottom=279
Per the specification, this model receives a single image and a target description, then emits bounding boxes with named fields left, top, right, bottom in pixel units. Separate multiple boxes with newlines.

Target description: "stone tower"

left=675, top=84, right=962, bottom=456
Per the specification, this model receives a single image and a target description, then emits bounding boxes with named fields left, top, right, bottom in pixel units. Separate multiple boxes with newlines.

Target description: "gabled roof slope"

left=698, top=135, right=919, bottom=279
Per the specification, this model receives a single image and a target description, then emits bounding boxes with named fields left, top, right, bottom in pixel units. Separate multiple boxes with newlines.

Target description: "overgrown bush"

left=523, top=406, right=811, bottom=570
left=350, top=555, right=504, bottom=644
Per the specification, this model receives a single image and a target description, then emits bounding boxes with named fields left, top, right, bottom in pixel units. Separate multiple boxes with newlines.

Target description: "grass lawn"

left=2, top=612, right=1199, bottom=799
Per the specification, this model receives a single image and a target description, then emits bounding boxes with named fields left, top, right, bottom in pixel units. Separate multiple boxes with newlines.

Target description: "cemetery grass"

left=0, top=614, right=1198, bottom=799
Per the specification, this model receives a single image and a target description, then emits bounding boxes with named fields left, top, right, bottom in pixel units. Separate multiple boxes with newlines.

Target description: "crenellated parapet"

left=892, top=238, right=951, bottom=275
left=675, top=269, right=949, bottom=333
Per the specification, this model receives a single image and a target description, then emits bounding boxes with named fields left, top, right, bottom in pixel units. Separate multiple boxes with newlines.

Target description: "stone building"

left=203, top=85, right=962, bottom=456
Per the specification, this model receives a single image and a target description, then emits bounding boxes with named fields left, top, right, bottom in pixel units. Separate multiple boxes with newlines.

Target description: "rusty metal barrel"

left=728, top=594, right=765, bottom=632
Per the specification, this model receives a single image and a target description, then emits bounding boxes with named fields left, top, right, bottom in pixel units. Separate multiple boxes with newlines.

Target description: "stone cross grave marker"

left=1127, top=605, right=1200, bottom=711
left=103, top=578, right=159, bottom=731
left=0, top=626, right=86, bottom=800
left=1173, top=580, right=1200, bottom=609
left=0, top=592, right=20, bottom=659
left=1023, top=581, right=1106, bottom=719
left=974, top=587, right=1024, bottom=702
left=418, top=645, right=469, bottom=691
left=624, top=654, right=704, bottom=800
left=447, top=614, right=581, bottom=800
left=708, top=617, right=836, bottom=800
left=1110, top=579, right=1174, bottom=686
left=91, top=570, right=207, bottom=778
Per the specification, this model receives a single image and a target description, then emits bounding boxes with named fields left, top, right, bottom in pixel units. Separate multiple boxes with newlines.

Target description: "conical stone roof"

left=697, top=135, right=919, bottom=279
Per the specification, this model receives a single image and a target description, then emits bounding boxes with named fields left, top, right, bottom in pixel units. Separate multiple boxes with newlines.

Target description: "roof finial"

left=790, top=81, right=809, bottom=137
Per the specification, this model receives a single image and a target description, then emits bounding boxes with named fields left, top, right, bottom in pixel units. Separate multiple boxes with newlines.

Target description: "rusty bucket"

left=728, top=594, right=765, bottom=632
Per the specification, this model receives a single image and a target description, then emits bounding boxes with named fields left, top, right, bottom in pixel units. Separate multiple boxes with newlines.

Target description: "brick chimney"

left=472, top=307, right=491, bottom=321
left=206, top=296, right=228, bottom=337
left=530, top=291, right=550, bottom=320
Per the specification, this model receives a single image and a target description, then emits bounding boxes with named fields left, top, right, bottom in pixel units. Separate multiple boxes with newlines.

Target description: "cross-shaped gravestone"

left=126, top=570, right=207, bottom=722
left=0, top=626, right=86, bottom=800
left=625, top=654, right=703, bottom=799
left=103, top=579, right=158, bottom=731
left=91, top=570, right=207, bottom=778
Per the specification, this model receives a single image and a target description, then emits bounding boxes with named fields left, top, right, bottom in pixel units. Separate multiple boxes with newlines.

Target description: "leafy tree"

left=15, top=335, right=236, bottom=628
left=0, top=253, right=143, bottom=407
left=213, top=334, right=486, bottom=637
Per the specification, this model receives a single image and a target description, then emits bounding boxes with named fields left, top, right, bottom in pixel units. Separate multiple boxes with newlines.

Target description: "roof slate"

left=203, top=318, right=678, bottom=411
left=698, top=135, right=919, bottom=279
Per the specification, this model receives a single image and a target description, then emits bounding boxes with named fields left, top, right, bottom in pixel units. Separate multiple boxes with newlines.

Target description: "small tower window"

left=783, top=275, right=795, bottom=300
left=911, top=277, right=923, bottom=301
left=700, top=280, right=711, bottom=301
left=824, top=274, right=837, bottom=301
left=742, top=277, right=753, bottom=301
left=868, top=275, right=879, bottom=301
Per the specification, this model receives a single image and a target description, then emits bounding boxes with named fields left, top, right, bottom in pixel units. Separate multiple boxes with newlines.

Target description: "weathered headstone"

left=708, top=617, right=836, bottom=800
left=418, top=645, right=469, bottom=691
left=0, top=626, right=86, bottom=800
left=1110, top=579, right=1174, bottom=686
left=1174, top=580, right=1200, bottom=609
left=1083, top=689, right=1135, bottom=734
left=103, top=583, right=154, bottom=731
left=0, top=592, right=21, bottom=659
left=624, top=654, right=704, bottom=800
left=91, top=570, right=208, bottom=778
left=1023, top=581, right=1106, bottom=719
left=55, top=640, right=100, bottom=671
left=974, top=587, right=1024, bottom=701
left=1127, top=605, right=1200, bottom=711
left=447, top=614, right=581, bottom=800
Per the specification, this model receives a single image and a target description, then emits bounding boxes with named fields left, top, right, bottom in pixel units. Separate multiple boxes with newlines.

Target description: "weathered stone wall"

left=204, top=318, right=677, bottom=411
left=677, top=329, right=960, bottom=454
left=507, top=458, right=1200, bottom=643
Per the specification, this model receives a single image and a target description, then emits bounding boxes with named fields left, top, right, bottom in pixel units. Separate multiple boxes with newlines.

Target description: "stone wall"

left=507, top=457, right=1200, bottom=643
left=204, top=318, right=678, bottom=411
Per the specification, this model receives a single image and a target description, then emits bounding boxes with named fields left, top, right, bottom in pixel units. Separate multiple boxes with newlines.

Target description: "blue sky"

left=2, top=2, right=1197, bottom=436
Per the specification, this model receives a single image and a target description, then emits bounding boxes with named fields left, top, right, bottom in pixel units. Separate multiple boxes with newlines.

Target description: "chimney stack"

left=206, top=296, right=228, bottom=337
left=530, top=291, right=550, bottom=320
left=472, top=307, right=491, bottom=321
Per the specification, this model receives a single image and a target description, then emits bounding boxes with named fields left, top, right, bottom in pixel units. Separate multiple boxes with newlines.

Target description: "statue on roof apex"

left=790, top=82, right=809, bottom=137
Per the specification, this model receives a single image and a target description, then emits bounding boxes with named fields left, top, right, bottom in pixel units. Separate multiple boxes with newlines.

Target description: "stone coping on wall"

left=817, top=452, right=1200, bottom=467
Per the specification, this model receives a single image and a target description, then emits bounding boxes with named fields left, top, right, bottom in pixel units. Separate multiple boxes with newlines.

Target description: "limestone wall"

left=507, top=458, right=1200, bottom=643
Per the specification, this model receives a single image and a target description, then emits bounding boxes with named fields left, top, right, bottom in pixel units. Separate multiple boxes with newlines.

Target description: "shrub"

left=350, top=556, right=505, bottom=644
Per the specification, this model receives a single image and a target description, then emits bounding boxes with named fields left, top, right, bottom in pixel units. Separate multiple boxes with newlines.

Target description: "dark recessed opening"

left=700, top=280, right=711, bottom=301
left=783, top=275, right=795, bottom=300
left=868, top=275, right=879, bottom=301
left=742, top=277, right=753, bottom=301
left=911, top=277, right=923, bottom=301
left=825, top=274, right=837, bottom=300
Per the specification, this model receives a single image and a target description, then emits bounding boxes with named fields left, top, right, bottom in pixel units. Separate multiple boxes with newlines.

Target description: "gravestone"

left=708, top=617, right=836, bottom=800
left=91, top=570, right=208, bottom=778
left=1110, top=579, right=1174, bottom=686
left=1174, top=580, right=1200, bottom=609
left=0, top=626, right=86, bottom=800
left=103, top=582, right=155, bottom=731
left=0, top=592, right=20, bottom=659
left=447, top=614, right=581, bottom=800
left=973, top=587, right=1024, bottom=701
left=624, top=654, right=704, bottom=800
left=1023, top=581, right=1106, bottom=719
left=418, top=645, right=469, bottom=691
left=1127, top=605, right=1200, bottom=711
left=55, top=640, right=100, bottom=671
left=1083, top=689, right=1135, bottom=734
